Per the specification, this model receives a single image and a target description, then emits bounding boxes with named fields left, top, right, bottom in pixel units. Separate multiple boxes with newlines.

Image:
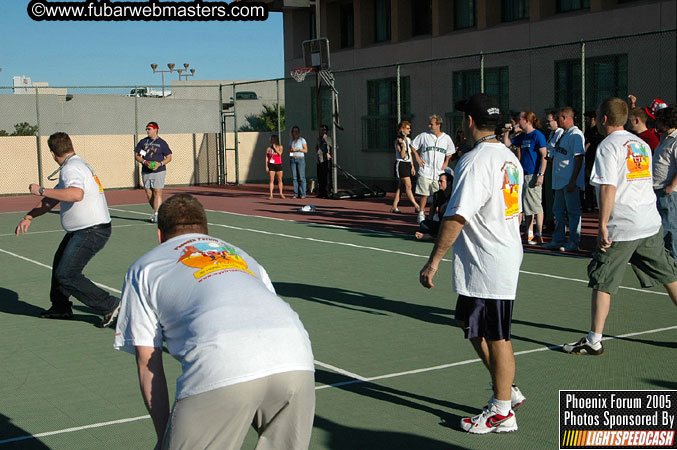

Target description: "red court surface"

left=1, top=183, right=598, bottom=254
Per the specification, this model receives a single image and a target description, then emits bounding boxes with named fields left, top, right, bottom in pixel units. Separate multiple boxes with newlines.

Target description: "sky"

left=0, top=0, right=284, bottom=88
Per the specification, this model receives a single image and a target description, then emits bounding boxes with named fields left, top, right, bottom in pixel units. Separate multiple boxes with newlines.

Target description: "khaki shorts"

left=587, top=228, right=677, bottom=295
left=522, top=174, right=543, bottom=215
left=142, top=170, right=166, bottom=189
left=415, top=175, right=439, bottom=197
left=162, top=370, right=315, bottom=450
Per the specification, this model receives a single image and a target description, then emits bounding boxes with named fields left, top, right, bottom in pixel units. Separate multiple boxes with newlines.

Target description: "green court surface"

left=0, top=204, right=675, bottom=449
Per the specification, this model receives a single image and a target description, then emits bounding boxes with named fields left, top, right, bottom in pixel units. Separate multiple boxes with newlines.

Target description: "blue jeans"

left=552, top=188, right=581, bottom=245
left=50, top=224, right=119, bottom=312
left=290, top=157, right=306, bottom=198
left=656, top=189, right=677, bottom=259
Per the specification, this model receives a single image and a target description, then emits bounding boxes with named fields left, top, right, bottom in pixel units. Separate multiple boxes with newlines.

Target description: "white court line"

left=314, top=360, right=367, bottom=381
left=2, top=324, right=675, bottom=445
left=0, top=223, right=147, bottom=238
left=0, top=415, right=151, bottom=445
left=315, top=324, right=677, bottom=390
left=0, top=248, right=121, bottom=294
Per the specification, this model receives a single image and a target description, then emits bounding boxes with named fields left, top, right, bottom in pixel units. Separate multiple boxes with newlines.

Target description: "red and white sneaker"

left=461, top=404, right=518, bottom=434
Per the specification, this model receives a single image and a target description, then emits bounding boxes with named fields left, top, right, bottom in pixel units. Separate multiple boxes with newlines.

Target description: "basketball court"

left=0, top=185, right=675, bottom=449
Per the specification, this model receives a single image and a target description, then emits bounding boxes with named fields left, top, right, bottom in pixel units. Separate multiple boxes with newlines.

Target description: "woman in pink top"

left=266, top=135, right=285, bottom=199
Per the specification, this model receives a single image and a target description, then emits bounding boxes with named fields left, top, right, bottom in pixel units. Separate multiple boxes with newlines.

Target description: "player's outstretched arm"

left=136, top=346, right=170, bottom=447
left=15, top=196, right=60, bottom=236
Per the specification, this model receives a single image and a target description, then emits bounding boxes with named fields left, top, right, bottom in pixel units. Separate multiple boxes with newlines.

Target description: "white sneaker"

left=416, top=211, right=425, bottom=224
left=510, top=385, right=526, bottom=409
left=149, top=212, right=158, bottom=223
left=461, top=404, right=518, bottom=434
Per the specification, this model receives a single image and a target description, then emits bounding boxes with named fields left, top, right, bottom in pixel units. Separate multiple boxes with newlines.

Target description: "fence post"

left=276, top=78, right=281, bottom=136
left=480, top=52, right=485, bottom=93
left=233, top=82, right=239, bottom=185
left=396, top=64, right=401, bottom=124
left=133, top=86, right=140, bottom=188
left=218, top=83, right=225, bottom=184
left=581, top=41, right=586, bottom=133
left=35, top=86, right=43, bottom=186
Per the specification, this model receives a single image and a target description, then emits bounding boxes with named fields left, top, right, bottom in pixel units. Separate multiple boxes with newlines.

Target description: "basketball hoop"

left=290, top=67, right=315, bottom=83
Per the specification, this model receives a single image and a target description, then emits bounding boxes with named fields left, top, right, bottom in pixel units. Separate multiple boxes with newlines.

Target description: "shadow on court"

left=0, top=287, right=102, bottom=327
left=0, top=413, right=51, bottom=449
left=315, top=369, right=475, bottom=447
left=274, top=282, right=455, bottom=326
left=643, top=378, right=677, bottom=390
left=313, top=415, right=468, bottom=450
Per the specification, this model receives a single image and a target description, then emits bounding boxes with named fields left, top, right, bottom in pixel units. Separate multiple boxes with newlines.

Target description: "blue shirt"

left=135, top=137, right=172, bottom=173
left=512, top=129, right=546, bottom=175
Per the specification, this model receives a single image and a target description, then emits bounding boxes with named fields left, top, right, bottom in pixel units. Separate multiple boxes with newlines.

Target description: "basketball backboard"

left=302, top=38, right=330, bottom=71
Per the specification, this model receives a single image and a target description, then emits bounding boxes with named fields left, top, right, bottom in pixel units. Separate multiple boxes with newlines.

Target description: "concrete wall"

left=1, top=131, right=282, bottom=195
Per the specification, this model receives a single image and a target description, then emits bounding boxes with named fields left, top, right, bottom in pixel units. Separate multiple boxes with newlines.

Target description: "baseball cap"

left=645, top=99, right=668, bottom=120
left=455, top=93, right=501, bottom=127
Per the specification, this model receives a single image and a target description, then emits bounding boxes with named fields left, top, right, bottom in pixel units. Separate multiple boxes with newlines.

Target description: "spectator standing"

left=265, top=134, right=285, bottom=199
left=543, top=112, right=563, bottom=232
left=563, top=98, right=677, bottom=355
left=411, top=115, right=456, bottom=223
left=315, top=124, right=333, bottom=198
left=583, top=111, right=604, bottom=212
left=652, top=105, right=677, bottom=259
left=503, top=111, right=547, bottom=244
left=134, top=122, right=173, bottom=223
left=542, top=107, right=585, bottom=252
left=15, top=132, right=121, bottom=327
left=391, top=120, right=420, bottom=214
left=288, top=126, right=308, bottom=199
left=115, top=194, right=316, bottom=449
left=628, top=107, right=660, bottom=152
left=419, top=94, right=525, bottom=434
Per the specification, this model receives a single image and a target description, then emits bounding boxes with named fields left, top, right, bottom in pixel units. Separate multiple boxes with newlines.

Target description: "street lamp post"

left=177, top=63, right=196, bottom=81
left=150, top=63, right=176, bottom=97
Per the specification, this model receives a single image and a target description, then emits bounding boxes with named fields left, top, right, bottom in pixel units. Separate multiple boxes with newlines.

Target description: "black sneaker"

left=40, top=304, right=73, bottom=320
left=99, top=302, right=121, bottom=328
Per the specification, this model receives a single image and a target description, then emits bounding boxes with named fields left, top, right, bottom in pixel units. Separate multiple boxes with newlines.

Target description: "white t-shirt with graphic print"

left=114, top=233, right=315, bottom=399
left=411, top=131, right=455, bottom=180
left=444, top=142, right=524, bottom=300
left=589, top=130, right=661, bottom=242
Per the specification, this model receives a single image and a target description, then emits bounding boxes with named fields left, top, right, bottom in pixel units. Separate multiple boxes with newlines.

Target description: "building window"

left=502, top=0, right=529, bottom=22
left=448, top=67, right=509, bottom=134
left=454, top=0, right=476, bottom=30
left=554, top=55, right=628, bottom=116
left=340, top=3, right=354, bottom=48
left=412, top=0, right=432, bottom=36
left=311, top=87, right=333, bottom=131
left=557, top=0, right=589, bottom=12
left=375, top=0, right=391, bottom=43
left=362, top=77, right=411, bottom=151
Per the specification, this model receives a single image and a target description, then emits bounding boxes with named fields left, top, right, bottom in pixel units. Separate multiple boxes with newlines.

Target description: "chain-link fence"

left=1, top=30, right=674, bottom=195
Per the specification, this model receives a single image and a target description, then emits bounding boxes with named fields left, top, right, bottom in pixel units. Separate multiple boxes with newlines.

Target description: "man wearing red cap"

left=134, top=121, right=173, bottom=223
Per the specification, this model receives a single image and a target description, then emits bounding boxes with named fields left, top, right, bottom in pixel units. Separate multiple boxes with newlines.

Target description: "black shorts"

left=455, top=295, right=513, bottom=341
left=394, top=160, right=412, bottom=178
left=268, top=163, right=283, bottom=172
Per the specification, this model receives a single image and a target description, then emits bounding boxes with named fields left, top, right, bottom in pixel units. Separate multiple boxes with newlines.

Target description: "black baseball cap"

left=455, top=93, right=501, bottom=127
